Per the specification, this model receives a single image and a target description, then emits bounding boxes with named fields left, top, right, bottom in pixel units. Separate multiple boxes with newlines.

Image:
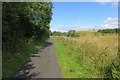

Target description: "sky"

left=50, top=2, right=118, bottom=32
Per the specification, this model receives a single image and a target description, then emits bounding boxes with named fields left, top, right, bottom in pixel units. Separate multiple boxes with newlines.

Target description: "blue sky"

left=50, top=2, right=118, bottom=32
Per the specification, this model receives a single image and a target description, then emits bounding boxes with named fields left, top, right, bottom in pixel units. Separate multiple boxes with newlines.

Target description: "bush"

left=67, top=30, right=79, bottom=37
left=98, top=28, right=120, bottom=35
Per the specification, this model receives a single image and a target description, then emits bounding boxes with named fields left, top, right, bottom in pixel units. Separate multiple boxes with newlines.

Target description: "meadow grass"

left=53, top=31, right=120, bottom=78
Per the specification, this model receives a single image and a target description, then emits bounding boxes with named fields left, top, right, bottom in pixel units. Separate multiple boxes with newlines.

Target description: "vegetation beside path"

left=53, top=30, right=120, bottom=78
left=2, top=2, right=53, bottom=78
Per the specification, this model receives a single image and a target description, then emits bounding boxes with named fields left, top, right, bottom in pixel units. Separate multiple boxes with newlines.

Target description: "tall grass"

left=53, top=31, right=120, bottom=78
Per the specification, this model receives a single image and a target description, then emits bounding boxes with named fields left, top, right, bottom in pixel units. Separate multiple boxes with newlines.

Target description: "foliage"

left=52, top=30, right=79, bottom=37
left=2, top=2, right=53, bottom=78
left=67, top=30, right=79, bottom=37
left=52, top=31, right=63, bottom=36
left=98, top=28, right=120, bottom=34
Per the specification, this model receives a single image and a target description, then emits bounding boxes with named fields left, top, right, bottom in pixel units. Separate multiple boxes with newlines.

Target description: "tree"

left=67, top=30, right=79, bottom=37
left=2, top=2, right=53, bottom=61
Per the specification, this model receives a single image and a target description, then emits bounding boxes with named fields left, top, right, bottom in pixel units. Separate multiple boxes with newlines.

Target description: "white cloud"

left=101, top=17, right=118, bottom=29
left=107, top=17, right=112, bottom=20
left=103, top=24, right=109, bottom=27
left=106, top=17, right=118, bottom=22
left=92, top=17, right=118, bottom=30
left=51, top=17, right=118, bottom=32
left=105, top=17, right=118, bottom=22
left=102, top=23, right=115, bottom=29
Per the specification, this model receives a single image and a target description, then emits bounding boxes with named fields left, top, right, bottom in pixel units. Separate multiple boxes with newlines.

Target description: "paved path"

left=14, top=38, right=62, bottom=78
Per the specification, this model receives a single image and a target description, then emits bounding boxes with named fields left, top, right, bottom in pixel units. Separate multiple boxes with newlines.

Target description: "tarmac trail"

left=14, top=38, right=62, bottom=78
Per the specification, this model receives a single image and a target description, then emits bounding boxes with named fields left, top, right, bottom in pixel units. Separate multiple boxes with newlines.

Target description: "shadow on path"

left=13, top=40, right=53, bottom=78
left=42, top=41, right=53, bottom=48
left=13, top=59, right=40, bottom=78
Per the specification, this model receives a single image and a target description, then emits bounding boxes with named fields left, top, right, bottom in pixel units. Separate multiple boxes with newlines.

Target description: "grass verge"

left=2, top=40, right=45, bottom=78
left=54, top=36, right=83, bottom=78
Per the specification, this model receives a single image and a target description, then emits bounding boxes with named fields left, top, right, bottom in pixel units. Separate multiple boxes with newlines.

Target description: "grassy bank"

left=54, top=37, right=87, bottom=78
left=53, top=31, right=120, bottom=78
left=2, top=40, right=45, bottom=78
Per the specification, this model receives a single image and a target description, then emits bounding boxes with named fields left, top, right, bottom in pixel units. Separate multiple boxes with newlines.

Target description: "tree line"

left=3, top=2, right=53, bottom=62
left=52, top=30, right=79, bottom=37
left=52, top=28, right=120, bottom=37
left=98, top=28, right=120, bottom=34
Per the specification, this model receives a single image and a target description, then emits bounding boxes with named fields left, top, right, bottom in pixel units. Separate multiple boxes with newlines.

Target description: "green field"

left=53, top=30, right=120, bottom=78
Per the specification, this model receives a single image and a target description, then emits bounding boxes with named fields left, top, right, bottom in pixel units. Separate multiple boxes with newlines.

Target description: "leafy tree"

left=2, top=2, right=53, bottom=61
left=67, top=30, right=79, bottom=37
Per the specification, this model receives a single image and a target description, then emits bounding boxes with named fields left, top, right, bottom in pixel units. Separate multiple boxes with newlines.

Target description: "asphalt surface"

left=14, top=38, right=62, bottom=78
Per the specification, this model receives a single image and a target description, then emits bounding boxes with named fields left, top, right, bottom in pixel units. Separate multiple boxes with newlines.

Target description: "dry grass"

left=63, top=31, right=118, bottom=56
left=54, top=30, right=119, bottom=78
